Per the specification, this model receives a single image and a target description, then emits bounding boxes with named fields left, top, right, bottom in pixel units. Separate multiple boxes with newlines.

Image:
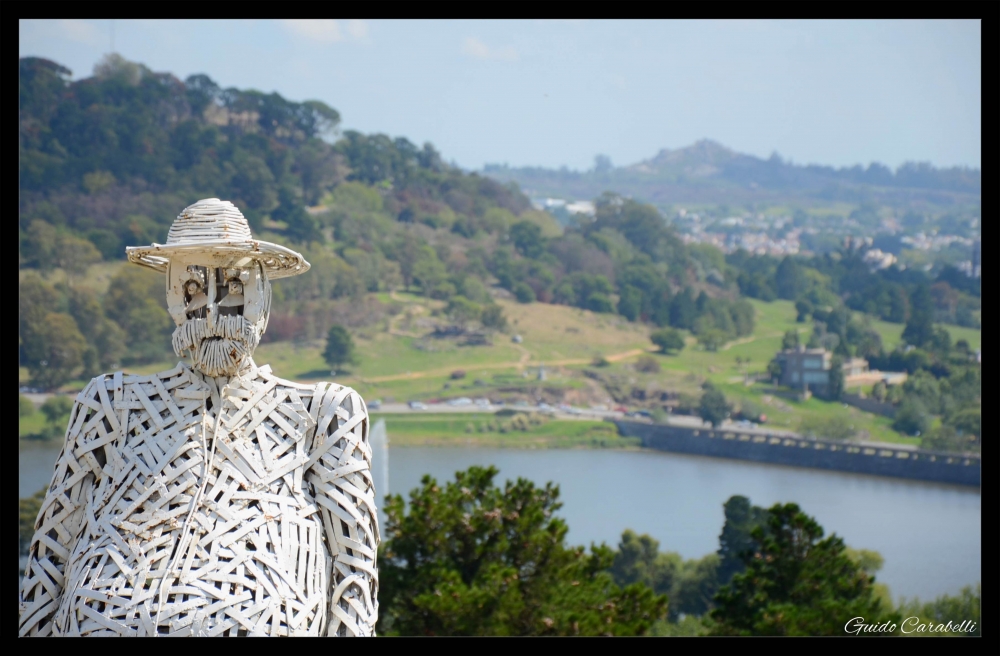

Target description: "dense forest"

left=18, top=54, right=756, bottom=372
left=18, top=55, right=979, bottom=450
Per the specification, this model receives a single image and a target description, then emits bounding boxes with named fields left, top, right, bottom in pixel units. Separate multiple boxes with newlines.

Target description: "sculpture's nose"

left=204, top=266, right=219, bottom=319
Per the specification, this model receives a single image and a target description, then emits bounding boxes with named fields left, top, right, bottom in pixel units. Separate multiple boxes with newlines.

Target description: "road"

left=356, top=347, right=648, bottom=384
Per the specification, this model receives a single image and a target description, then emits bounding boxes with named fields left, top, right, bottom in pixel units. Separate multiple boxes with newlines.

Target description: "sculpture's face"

left=166, top=258, right=271, bottom=377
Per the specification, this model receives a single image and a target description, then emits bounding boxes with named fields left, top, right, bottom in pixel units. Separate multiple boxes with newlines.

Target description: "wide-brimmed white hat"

left=126, top=198, right=310, bottom=279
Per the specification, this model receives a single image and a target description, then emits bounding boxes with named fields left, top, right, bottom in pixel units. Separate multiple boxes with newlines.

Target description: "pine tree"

left=711, top=503, right=896, bottom=635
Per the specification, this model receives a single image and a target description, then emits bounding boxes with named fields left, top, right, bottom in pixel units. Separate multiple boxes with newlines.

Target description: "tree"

left=19, top=274, right=60, bottom=368
left=19, top=395, right=35, bottom=418
left=799, top=415, right=855, bottom=441
left=901, top=284, right=934, bottom=348
left=710, top=503, right=896, bottom=635
left=669, top=289, right=697, bottom=329
left=767, top=358, right=784, bottom=383
left=610, top=530, right=680, bottom=598
left=445, top=295, right=482, bottom=326
left=781, top=330, right=800, bottom=351
left=672, top=554, right=720, bottom=618
left=844, top=547, right=884, bottom=577
left=40, top=395, right=74, bottom=424
left=920, top=425, right=976, bottom=453
left=699, top=384, right=730, bottom=427
left=323, top=324, right=357, bottom=374
left=888, top=285, right=909, bottom=323
left=895, top=584, right=981, bottom=637
left=635, top=355, right=661, bottom=373
left=54, top=234, right=103, bottom=276
left=650, top=328, right=685, bottom=354
left=510, top=221, right=545, bottom=259
left=378, top=466, right=667, bottom=636
left=28, top=313, right=88, bottom=391
left=586, top=292, right=615, bottom=314
left=949, top=407, right=981, bottom=442
left=716, top=496, right=769, bottom=587
left=794, top=299, right=812, bottom=323
left=480, top=304, right=508, bottom=332
left=513, top=282, right=535, bottom=303
left=103, top=268, right=173, bottom=364
left=774, top=257, right=807, bottom=300
left=69, top=289, right=126, bottom=373
left=697, top=329, right=727, bottom=352
left=273, top=184, right=323, bottom=243
left=893, top=398, right=930, bottom=436
left=827, top=355, right=845, bottom=400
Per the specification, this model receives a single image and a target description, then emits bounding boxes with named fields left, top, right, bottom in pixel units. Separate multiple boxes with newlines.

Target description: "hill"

left=18, top=55, right=978, bottom=452
left=482, top=139, right=981, bottom=210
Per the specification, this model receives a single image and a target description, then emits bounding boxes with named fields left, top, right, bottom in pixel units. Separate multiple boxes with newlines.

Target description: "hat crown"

left=167, top=198, right=254, bottom=245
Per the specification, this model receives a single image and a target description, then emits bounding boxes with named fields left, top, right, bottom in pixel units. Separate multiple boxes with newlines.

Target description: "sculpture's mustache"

left=172, top=315, right=261, bottom=376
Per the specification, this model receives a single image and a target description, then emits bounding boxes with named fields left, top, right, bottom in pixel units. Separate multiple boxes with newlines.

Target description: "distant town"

left=531, top=196, right=981, bottom=277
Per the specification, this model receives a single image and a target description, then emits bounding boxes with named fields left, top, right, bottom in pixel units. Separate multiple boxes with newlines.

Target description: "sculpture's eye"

left=182, top=265, right=209, bottom=318
left=219, top=268, right=247, bottom=314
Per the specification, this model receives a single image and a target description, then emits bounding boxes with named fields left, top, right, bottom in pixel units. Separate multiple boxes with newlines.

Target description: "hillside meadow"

left=22, top=272, right=979, bottom=449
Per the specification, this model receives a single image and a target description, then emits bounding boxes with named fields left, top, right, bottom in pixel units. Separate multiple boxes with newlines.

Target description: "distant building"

left=842, top=357, right=869, bottom=377
left=776, top=346, right=832, bottom=392
left=861, top=248, right=897, bottom=271
left=777, top=348, right=883, bottom=395
left=565, top=200, right=596, bottom=216
left=971, top=239, right=981, bottom=278
left=844, top=369, right=907, bottom=387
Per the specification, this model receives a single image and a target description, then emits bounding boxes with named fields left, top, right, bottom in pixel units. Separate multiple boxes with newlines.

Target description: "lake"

left=20, top=429, right=980, bottom=602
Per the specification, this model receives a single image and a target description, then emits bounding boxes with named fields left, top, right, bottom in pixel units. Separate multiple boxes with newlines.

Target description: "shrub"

left=799, top=415, right=855, bottom=440
left=635, top=355, right=661, bottom=373
left=480, top=304, right=508, bottom=331
left=19, top=395, right=35, bottom=418
left=698, top=384, right=730, bottom=427
left=513, top=282, right=536, bottom=303
left=40, top=395, right=74, bottom=424
left=650, top=328, right=685, bottom=354
left=893, top=399, right=930, bottom=436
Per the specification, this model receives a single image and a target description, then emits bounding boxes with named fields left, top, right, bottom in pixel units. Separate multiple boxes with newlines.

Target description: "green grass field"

left=375, top=412, right=640, bottom=449
left=19, top=410, right=48, bottom=438
left=869, top=316, right=980, bottom=351
left=34, top=290, right=977, bottom=448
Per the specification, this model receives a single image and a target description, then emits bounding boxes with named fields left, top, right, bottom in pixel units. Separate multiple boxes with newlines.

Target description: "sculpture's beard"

left=172, top=314, right=262, bottom=378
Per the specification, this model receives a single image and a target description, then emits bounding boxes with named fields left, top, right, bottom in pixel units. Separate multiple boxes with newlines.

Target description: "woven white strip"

left=18, top=362, right=378, bottom=637
left=168, top=199, right=254, bottom=245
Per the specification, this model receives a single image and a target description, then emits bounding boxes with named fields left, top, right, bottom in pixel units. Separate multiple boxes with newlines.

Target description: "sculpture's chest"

left=58, top=376, right=331, bottom=636
left=94, top=377, right=320, bottom=530
left=110, top=376, right=316, bottom=482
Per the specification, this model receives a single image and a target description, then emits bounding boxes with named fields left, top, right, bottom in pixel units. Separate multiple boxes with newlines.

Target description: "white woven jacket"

left=18, top=360, right=378, bottom=637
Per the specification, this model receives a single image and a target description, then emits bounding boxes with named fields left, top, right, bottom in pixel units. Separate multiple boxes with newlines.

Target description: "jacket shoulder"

left=258, top=367, right=360, bottom=402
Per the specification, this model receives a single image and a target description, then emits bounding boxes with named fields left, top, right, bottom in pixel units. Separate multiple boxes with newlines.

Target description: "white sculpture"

left=19, top=199, right=379, bottom=637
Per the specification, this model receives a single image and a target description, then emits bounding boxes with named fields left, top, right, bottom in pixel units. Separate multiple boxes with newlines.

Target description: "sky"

left=19, top=19, right=981, bottom=172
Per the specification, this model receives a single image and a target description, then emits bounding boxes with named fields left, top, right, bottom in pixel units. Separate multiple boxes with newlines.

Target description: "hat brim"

left=126, top=240, right=310, bottom=279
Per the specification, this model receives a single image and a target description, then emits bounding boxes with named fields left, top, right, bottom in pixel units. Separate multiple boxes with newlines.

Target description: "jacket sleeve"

left=18, top=376, right=109, bottom=636
left=305, top=384, right=379, bottom=636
